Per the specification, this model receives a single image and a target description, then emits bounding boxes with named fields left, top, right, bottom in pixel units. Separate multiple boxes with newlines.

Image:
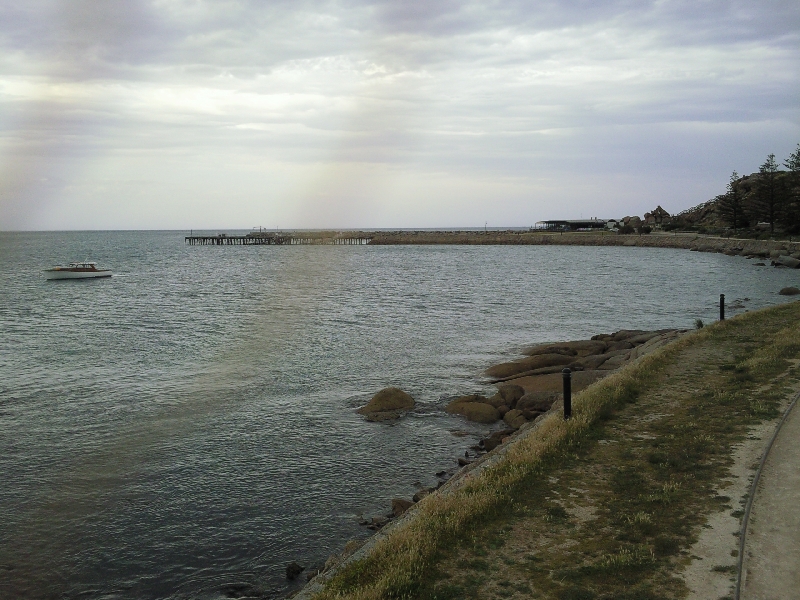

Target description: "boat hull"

left=44, top=270, right=112, bottom=280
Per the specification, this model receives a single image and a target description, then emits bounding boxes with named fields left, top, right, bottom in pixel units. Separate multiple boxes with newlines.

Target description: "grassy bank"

left=308, top=301, right=800, bottom=600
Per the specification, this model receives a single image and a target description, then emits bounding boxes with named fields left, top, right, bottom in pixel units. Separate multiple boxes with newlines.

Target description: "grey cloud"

left=0, top=0, right=797, bottom=229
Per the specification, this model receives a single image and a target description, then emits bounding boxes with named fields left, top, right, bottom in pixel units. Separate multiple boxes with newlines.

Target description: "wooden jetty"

left=185, top=232, right=374, bottom=246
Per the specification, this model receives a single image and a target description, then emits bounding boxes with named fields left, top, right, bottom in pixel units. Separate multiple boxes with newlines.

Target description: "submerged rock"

left=779, top=286, right=800, bottom=295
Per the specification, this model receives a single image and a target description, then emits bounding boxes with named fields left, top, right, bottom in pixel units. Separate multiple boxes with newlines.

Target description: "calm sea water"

left=1, top=231, right=798, bottom=599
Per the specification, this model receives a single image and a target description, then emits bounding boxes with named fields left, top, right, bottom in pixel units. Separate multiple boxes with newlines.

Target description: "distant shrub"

left=639, top=225, right=652, bottom=234
left=617, top=224, right=636, bottom=235
left=662, top=222, right=680, bottom=231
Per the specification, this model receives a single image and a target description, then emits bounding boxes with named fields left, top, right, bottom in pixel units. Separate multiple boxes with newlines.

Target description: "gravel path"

left=741, top=392, right=800, bottom=599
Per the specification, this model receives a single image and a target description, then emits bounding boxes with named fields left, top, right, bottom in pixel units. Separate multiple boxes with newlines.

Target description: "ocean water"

left=1, top=231, right=799, bottom=599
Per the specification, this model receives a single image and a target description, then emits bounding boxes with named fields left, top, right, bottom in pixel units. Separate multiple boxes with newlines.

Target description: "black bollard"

left=562, top=368, right=572, bottom=420
left=720, top=294, right=725, bottom=321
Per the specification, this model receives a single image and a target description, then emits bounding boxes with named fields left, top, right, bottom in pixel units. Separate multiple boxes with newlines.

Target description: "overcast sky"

left=1, top=1, right=798, bottom=230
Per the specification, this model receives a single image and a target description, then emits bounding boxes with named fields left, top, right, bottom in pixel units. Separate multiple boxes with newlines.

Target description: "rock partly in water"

left=356, top=387, right=415, bottom=421
left=413, top=487, right=436, bottom=502
left=445, top=399, right=501, bottom=423
left=480, top=429, right=516, bottom=451
left=779, top=287, right=800, bottom=296
left=286, top=562, right=304, bottom=580
left=391, top=498, right=414, bottom=517
left=454, top=393, right=489, bottom=404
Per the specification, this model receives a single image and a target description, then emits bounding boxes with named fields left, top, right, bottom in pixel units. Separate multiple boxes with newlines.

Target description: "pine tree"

left=750, top=154, right=783, bottom=234
left=783, top=144, right=800, bottom=233
left=716, top=171, right=746, bottom=232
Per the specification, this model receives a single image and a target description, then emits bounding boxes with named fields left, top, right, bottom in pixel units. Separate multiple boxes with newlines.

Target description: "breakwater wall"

left=367, top=230, right=800, bottom=258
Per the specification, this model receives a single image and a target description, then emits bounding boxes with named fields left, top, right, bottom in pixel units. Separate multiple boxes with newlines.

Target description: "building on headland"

left=534, top=218, right=607, bottom=231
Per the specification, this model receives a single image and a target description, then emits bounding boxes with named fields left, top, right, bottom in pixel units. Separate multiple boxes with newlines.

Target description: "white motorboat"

left=44, top=261, right=112, bottom=280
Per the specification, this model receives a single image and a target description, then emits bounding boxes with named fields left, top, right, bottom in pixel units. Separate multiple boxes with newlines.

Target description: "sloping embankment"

left=296, top=301, right=800, bottom=600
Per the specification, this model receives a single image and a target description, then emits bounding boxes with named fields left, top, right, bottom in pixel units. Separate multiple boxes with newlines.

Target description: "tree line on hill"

left=715, top=144, right=800, bottom=234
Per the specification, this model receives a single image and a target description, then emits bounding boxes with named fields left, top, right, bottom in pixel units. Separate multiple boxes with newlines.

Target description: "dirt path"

left=741, top=393, right=800, bottom=599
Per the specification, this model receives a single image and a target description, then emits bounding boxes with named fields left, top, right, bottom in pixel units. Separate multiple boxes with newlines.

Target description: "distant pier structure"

left=185, top=232, right=374, bottom=246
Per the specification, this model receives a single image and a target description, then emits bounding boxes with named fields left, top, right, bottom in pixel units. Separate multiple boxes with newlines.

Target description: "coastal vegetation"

left=307, top=301, right=800, bottom=600
left=679, top=144, right=800, bottom=236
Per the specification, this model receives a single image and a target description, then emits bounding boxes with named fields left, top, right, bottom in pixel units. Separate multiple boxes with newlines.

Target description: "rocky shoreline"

left=288, top=327, right=687, bottom=598
left=366, top=230, right=800, bottom=262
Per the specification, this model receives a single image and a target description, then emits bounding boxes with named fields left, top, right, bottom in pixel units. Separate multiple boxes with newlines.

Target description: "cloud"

left=0, top=0, right=798, bottom=229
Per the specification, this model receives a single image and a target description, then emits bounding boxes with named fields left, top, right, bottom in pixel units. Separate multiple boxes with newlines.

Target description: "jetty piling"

left=720, top=294, right=726, bottom=321
left=562, top=368, right=572, bottom=420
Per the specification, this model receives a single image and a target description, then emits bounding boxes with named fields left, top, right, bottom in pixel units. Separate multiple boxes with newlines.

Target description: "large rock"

left=626, top=332, right=661, bottom=345
left=512, top=370, right=608, bottom=394
left=497, top=384, right=525, bottom=407
left=606, top=340, right=634, bottom=352
left=356, top=387, right=415, bottom=421
left=522, top=344, right=577, bottom=357
left=445, top=400, right=501, bottom=423
left=485, top=353, right=574, bottom=379
left=523, top=340, right=607, bottom=357
left=484, top=393, right=505, bottom=408
left=517, top=391, right=559, bottom=412
left=391, top=498, right=414, bottom=517
left=779, top=286, right=800, bottom=296
left=776, top=256, right=800, bottom=268
left=503, top=409, right=527, bottom=430
left=574, top=354, right=611, bottom=370
left=612, top=329, right=647, bottom=342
